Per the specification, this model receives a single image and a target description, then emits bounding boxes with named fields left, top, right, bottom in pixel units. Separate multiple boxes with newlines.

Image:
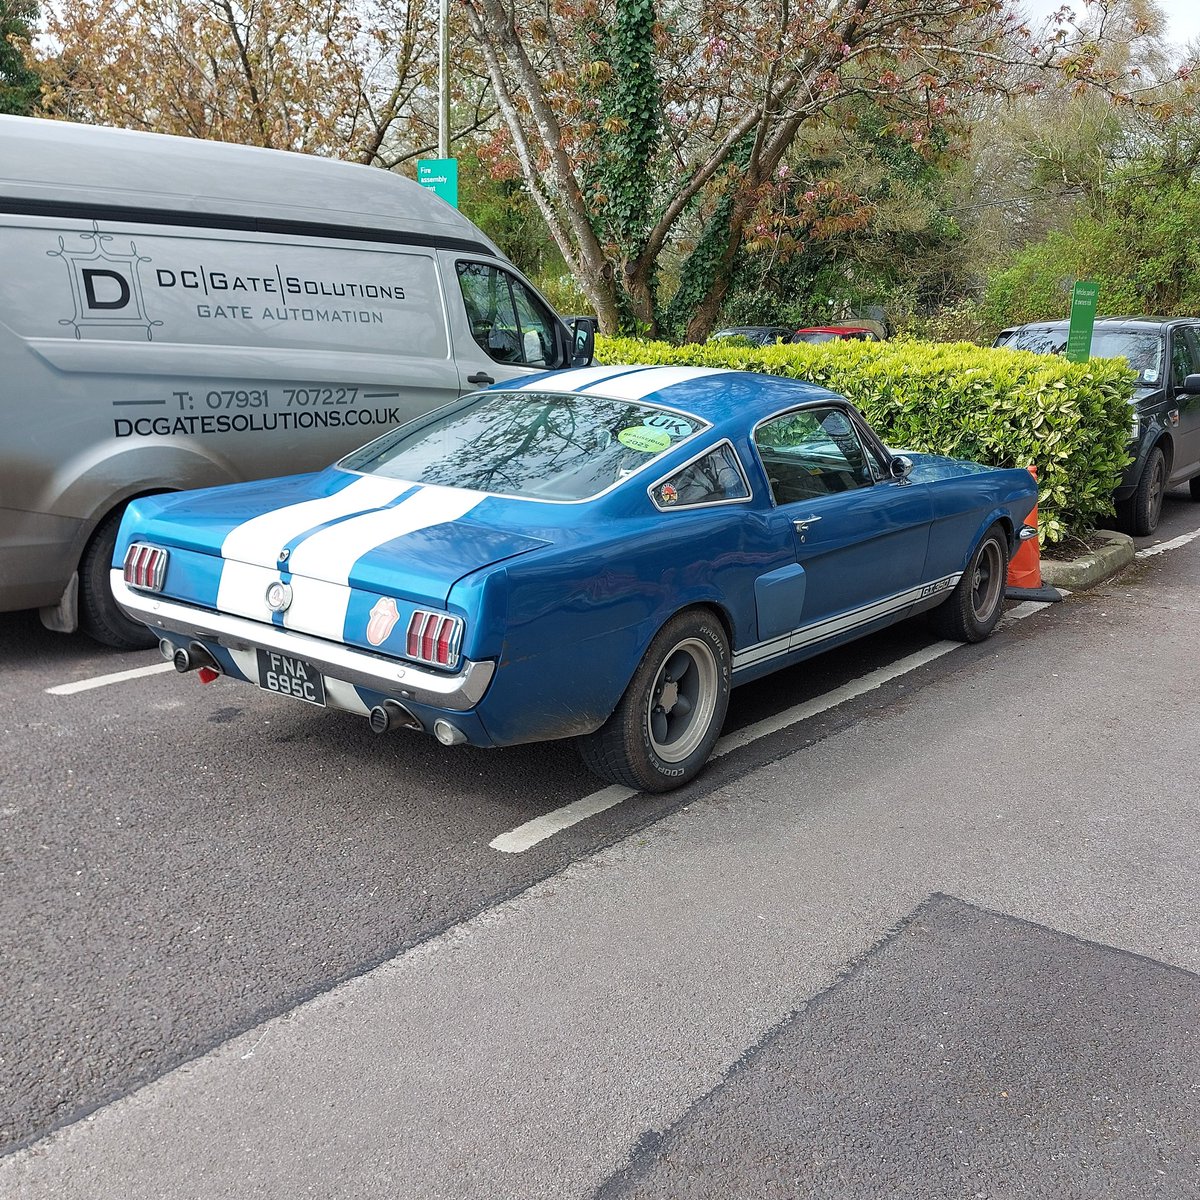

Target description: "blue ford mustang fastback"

left=114, top=365, right=1038, bottom=791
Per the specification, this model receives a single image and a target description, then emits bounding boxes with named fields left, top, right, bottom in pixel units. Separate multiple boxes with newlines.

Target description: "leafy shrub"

left=595, top=336, right=1135, bottom=544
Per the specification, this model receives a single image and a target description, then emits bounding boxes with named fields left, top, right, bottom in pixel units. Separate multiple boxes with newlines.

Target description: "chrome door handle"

left=792, top=516, right=822, bottom=532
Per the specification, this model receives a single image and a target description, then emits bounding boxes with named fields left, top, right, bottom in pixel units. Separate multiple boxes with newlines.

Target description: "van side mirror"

left=1183, top=373, right=1200, bottom=395
left=889, top=454, right=913, bottom=481
left=568, top=317, right=596, bottom=368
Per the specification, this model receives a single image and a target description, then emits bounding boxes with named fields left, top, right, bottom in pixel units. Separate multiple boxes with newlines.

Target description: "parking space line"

left=490, top=600, right=1055, bottom=854
left=46, top=661, right=175, bottom=696
left=1136, top=525, right=1200, bottom=559
left=489, top=785, right=636, bottom=854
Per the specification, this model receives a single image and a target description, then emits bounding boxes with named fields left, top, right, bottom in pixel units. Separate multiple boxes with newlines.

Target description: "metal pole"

left=438, top=0, right=450, bottom=158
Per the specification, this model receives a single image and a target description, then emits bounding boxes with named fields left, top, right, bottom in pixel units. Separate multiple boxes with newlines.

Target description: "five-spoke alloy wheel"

left=933, top=523, right=1010, bottom=643
left=579, top=609, right=731, bottom=792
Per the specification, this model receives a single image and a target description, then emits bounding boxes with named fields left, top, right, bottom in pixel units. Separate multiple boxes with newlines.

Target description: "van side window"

left=456, top=262, right=558, bottom=368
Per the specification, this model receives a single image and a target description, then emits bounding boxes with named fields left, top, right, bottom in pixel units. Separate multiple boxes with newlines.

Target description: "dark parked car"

left=993, top=317, right=1200, bottom=535
left=709, top=326, right=794, bottom=346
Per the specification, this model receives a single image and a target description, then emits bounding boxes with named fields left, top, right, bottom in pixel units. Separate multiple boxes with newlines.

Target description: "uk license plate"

left=256, top=649, right=326, bottom=707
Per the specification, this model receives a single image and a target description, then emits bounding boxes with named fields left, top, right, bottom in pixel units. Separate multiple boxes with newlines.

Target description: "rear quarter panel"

left=463, top=504, right=789, bottom=746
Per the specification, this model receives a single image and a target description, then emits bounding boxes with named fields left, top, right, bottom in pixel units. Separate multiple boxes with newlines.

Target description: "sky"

left=1020, top=0, right=1200, bottom=52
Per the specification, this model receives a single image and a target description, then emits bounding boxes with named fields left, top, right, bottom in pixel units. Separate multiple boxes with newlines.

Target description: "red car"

left=791, top=325, right=882, bottom=344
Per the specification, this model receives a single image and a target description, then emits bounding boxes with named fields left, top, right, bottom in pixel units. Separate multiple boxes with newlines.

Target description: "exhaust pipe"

left=369, top=700, right=423, bottom=735
left=172, top=641, right=221, bottom=675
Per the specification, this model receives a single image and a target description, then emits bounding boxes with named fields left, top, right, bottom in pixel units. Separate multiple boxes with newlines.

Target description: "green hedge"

left=596, top=336, right=1136, bottom=544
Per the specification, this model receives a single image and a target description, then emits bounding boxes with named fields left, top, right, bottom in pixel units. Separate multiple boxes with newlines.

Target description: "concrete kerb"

left=1039, top=529, right=1135, bottom=592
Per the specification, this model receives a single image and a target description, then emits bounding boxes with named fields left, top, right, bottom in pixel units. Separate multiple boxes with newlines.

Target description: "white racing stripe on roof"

left=512, top=366, right=642, bottom=392
left=221, top=475, right=412, bottom=567
left=579, top=366, right=730, bottom=400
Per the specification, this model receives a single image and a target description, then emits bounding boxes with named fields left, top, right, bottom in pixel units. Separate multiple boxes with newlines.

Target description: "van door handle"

left=467, top=372, right=495, bottom=386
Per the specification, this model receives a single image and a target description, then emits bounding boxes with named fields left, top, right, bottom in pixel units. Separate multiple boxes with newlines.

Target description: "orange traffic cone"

left=1005, top=465, right=1061, bottom=602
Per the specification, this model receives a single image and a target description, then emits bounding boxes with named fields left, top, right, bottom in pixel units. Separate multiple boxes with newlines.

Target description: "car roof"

left=794, top=325, right=871, bottom=334
left=499, top=364, right=843, bottom=427
left=999, top=317, right=1189, bottom=334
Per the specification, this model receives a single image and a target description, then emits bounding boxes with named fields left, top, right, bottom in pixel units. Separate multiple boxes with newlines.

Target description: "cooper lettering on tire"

left=578, top=609, right=731, bottom=792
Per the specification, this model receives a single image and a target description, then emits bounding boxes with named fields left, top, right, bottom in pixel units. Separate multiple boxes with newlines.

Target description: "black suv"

left=994, top=317, right=1200, bottom=534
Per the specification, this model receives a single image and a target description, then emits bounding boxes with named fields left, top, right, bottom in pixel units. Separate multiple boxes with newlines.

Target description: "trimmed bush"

left=596, top=336, right=1135, bottom=544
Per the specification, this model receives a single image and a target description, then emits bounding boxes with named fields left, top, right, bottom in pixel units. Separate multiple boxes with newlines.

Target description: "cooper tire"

left=1121, top=444, right=1166, bottom=536
left=932, top=523, right=1009, bottom=644
left=578, top=609, right=730, bottom=792
left=79, top=508, right=158, bottom=650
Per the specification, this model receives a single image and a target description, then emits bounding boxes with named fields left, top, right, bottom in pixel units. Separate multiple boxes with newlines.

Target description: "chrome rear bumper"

left=111, top=571, right=494, bottom=711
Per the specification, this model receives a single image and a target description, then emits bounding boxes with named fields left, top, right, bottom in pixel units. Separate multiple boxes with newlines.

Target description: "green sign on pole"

left=417, top=158, right=458, bottom=208
left=1065, top=280, right=1100, bottom=363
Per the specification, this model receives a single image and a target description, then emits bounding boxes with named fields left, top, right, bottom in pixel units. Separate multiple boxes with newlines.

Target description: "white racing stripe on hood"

left=283, top=484, right=487, bottom=641
left=220, top=475, right=412, bottom=568
left=581, top=366, right=729, bottom=400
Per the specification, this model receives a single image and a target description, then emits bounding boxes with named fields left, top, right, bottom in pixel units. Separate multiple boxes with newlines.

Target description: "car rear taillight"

left=122, top=543, right=169, bottom=592
left=405, top=610, right=463, bottom=669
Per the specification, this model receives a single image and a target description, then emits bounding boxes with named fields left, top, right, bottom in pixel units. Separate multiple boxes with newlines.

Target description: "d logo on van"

left=48, top=223, right=163, bottom=341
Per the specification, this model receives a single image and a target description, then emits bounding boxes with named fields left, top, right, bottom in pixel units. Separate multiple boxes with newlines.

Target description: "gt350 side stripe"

left=733, top=573, right=963, bottom=673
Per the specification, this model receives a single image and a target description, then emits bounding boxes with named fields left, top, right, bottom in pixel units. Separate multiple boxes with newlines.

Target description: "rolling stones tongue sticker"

left=366, top=596, right=401, bottom=646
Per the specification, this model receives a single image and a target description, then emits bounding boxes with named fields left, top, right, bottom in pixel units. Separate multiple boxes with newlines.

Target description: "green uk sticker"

left=617, top=426, right=671, bottom=453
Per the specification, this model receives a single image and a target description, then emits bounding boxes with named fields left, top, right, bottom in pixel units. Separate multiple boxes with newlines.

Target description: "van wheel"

left=79, top=509, right=157, bottom=650
left=577, top=610, right=730, bottom=793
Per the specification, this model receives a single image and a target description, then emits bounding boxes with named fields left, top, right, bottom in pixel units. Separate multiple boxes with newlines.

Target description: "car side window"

left=1172, top=328, right=1200, bottom=389
left=755, top=407, right=873, bottom=505
left=652, top=442, right=750, bottom=509
left=456, top=262, right=558, bottom=368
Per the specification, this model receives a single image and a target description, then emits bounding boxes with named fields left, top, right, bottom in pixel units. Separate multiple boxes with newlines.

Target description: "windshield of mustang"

left=340, top=390, right=709, bottom=500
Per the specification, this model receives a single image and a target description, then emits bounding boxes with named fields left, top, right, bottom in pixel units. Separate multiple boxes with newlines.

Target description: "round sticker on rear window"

left=618, top=426, right=672, bottom=453
left=642, top=413, right=693, bottom=438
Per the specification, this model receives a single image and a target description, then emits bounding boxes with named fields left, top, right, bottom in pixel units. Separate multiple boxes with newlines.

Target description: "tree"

left=686, top=104, right=971, bottom=335
left=40, top=0, right=447, bottom=165
left=1, top=0, right=41, bottom=114
left=460, top=0, right=1158, bottom=337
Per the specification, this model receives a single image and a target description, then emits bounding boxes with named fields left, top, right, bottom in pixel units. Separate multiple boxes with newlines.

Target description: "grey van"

left=0, top=116, right=593, bottom=646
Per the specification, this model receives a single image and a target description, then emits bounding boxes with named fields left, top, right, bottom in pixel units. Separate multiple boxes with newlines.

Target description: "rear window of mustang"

left=339, top=390, right=709, bottom=500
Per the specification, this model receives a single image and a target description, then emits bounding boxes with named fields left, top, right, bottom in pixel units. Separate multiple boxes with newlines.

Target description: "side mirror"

left=1183, top=373, right=1200, bottom=396
left=567, top=316, right=596, bottom=368
left=889, top=454, right=913, bottom=481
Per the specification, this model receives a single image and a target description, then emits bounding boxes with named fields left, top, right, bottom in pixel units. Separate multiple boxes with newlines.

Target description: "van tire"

left=79, top=509, right=157, bottom=650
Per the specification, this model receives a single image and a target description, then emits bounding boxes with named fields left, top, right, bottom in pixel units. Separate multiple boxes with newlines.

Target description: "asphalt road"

left=2, top=488, right=1199, bottom=1197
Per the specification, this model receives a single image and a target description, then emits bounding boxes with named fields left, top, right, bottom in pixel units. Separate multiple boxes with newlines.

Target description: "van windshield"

left=339, top=390, right=708, bottom=500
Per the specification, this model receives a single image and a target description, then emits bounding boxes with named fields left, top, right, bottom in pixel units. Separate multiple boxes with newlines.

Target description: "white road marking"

left=489, top=786, right=635, bottom=854
left=1135, top=524, right=1200, bottom=559
left=46, top=661, right=175, bottom=696
left=490, top=599, right=1054, bottom=854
